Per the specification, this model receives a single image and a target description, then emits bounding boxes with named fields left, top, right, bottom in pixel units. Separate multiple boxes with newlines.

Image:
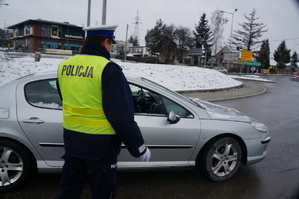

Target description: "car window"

left=141, top=77, right=201, bottom=109
left=24, top=79, right=62, bottom=110
left=129, top=84, right=192, bottom=118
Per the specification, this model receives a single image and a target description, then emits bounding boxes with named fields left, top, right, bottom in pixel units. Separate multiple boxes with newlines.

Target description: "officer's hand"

left=138, top=147, right=151, bottom=161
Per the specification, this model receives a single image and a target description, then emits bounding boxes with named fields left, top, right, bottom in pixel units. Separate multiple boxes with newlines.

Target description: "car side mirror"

left=167, top=111, right=180, bottom=124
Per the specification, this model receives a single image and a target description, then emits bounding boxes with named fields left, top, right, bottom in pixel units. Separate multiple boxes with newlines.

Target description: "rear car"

left=212, top=67, right=228, bottom=74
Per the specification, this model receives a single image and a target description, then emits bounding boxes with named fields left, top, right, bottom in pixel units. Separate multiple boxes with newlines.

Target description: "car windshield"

left=141, top=77, right=204, bottom=109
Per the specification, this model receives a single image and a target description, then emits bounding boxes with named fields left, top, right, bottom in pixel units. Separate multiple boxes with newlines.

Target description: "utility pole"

left=102, top=0, right=107, bottom=25
left=125, top=24, right=129, bottom=61
left=220, top=8, right=237, bottom=74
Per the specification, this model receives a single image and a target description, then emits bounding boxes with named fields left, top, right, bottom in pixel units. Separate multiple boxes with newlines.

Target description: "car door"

left=118, top=83, right=201, bottom=167
left=16, top=78, right=64, bottom=167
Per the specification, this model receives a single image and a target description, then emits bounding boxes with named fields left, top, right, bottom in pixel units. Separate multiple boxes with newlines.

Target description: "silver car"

left=212, top=67, right=228, bottom=74
left=0, top=70, right=271, bottom=191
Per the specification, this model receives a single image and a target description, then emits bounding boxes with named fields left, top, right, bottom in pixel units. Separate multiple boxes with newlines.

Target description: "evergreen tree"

left=145, top=19, right=178, bottom=63
left=145, top=19, right=166, bottom=56
left=233, top=9, right=268, bottom=51
left=256, top=39, right=270, bottom=71
left=291, top=51, right=298, bottom=68
left=274, top=40, right=291, bottom=69
left=193, top=13, right=214, bottom=64
left=129, top=36, right=139, bottom=46
left=0, top=28, right=8, bottom=47
left=193, top=13, right=213, bottom=49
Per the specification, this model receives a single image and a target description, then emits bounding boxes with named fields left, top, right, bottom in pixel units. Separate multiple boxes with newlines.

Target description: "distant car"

left=212, top=67, right=228, bottom=74
left=0, top=70, right=271, bottom=191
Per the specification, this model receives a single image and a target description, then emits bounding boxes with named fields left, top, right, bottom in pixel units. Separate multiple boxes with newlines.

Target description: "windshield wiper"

left=189, top=98, right=206, bottom=110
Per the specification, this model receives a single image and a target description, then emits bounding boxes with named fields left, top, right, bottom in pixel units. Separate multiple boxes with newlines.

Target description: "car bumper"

left=246, top=135, right=271, bottom=165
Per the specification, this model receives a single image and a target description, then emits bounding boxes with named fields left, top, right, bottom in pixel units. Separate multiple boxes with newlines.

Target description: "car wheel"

left=0, top=140, right=36, bottom=191
left=202, top=137, right=242, bottom=182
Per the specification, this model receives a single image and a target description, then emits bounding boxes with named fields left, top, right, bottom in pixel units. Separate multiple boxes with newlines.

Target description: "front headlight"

left=250, top=122, right=268, bottom=133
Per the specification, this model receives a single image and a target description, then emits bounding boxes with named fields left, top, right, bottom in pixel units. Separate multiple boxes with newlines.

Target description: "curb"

left=176, top=83, right=244, bottom=94
left=178, top=81, right=267, bottom=102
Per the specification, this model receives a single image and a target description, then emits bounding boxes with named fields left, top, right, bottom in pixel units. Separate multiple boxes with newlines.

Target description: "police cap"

left=83, top=25, right=118, bottom=44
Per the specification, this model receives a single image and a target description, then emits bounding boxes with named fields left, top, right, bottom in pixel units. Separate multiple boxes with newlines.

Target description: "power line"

left=270, top=37, right=299, bottom=42
left=127, top=24, right=147, bottom=32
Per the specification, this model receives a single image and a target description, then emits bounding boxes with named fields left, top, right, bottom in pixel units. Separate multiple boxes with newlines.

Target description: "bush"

left=228, top=66, right=240, bottom=73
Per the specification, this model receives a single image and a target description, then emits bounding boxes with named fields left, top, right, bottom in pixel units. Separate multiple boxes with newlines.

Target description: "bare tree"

left=233, top=9, right=268, bottom=51
left=161, top=24, right=177, bottom=63
left=210, top=9, right=228, bottom=55
left=174, top=26, right=193, bottom=63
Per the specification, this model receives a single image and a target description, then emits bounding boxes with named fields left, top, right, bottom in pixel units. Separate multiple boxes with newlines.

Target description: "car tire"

left=0, top=140, right=36, bottom=191
left=201, top=137, right=242, bottom=182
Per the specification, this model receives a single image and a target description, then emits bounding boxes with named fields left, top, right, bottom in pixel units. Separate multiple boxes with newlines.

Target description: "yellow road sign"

left=241, top=50, right=253, bottom=61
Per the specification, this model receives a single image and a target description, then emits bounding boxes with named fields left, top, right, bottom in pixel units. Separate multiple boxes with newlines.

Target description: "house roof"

left=7, top=19, right=82, bottom=29
left=215, top=46, right=239, bottom=56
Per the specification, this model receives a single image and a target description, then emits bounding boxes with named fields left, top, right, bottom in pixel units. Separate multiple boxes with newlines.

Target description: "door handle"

left=23, top=117, right=45, bottom=125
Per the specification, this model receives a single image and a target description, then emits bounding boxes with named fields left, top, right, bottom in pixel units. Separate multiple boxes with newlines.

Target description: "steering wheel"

left=136, top=89, right=145, bottom=106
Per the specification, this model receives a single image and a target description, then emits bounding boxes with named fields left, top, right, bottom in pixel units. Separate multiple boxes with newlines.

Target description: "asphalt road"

left=215, top=75, right=299, bottom=199
left=1, top=75, right=298, bottom=199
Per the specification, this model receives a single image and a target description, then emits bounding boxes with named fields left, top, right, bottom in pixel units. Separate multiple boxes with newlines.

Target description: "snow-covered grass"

left=119, top=60, right=242, bottom=91
left=0, top=52, right=270, bottom=91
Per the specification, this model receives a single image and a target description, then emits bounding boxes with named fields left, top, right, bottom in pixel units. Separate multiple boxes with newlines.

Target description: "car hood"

left=192, top=98, right=254, bottom=122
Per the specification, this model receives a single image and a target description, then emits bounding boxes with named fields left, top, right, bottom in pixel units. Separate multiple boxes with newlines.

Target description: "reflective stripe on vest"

left=63, top=103, right=105, bottom=116
left=58, top=55, right=116, bottom=135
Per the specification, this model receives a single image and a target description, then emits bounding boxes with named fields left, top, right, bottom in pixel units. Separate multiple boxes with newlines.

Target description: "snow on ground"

left=118, top=60, right=242, bottom=91
left=0, top=52, right=270, bottom=91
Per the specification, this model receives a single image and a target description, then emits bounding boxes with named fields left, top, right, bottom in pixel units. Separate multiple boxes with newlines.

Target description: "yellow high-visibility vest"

left=58, top=55, right=116, bottom=135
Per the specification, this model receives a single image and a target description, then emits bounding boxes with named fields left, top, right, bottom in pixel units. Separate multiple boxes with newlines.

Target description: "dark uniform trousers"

left=56, top=155, right=117, bottom=199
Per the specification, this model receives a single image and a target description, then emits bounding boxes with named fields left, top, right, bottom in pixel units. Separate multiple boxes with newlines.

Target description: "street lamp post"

left=87, top=0, right=91, bottom=27
left=87, top=0, right=107, bottom=27
left=102, top=0, right=107, bottom=25
left=220, top=8, right=237, bottom=73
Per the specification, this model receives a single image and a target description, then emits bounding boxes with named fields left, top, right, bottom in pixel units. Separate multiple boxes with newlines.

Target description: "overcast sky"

left=1, top=0, right=299, bottom=59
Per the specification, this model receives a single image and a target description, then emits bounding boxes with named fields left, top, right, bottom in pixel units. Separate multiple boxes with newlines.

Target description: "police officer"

left=56, top=25, right=151, bottom=199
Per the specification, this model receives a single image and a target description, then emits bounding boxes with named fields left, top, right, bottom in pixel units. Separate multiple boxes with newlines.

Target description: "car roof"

left=1, top=68, right=143, bottom=87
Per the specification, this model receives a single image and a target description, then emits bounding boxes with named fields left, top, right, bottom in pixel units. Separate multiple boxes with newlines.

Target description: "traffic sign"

left=241, top=50, right=253, bottom=61
left=238, top=60, right=261, bottom=66
left=188, top=48, right=202, bottom=56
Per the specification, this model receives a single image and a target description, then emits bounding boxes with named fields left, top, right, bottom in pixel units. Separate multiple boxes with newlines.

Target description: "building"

left=128, top=46, right=149, bottom=57
left=7, top=19, right=85, bottom=54
left=111, top=40, right=132, bottom=57
left=111, top=40, right=149, bottom=58
left=214, top=46, right=239, bottom=66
